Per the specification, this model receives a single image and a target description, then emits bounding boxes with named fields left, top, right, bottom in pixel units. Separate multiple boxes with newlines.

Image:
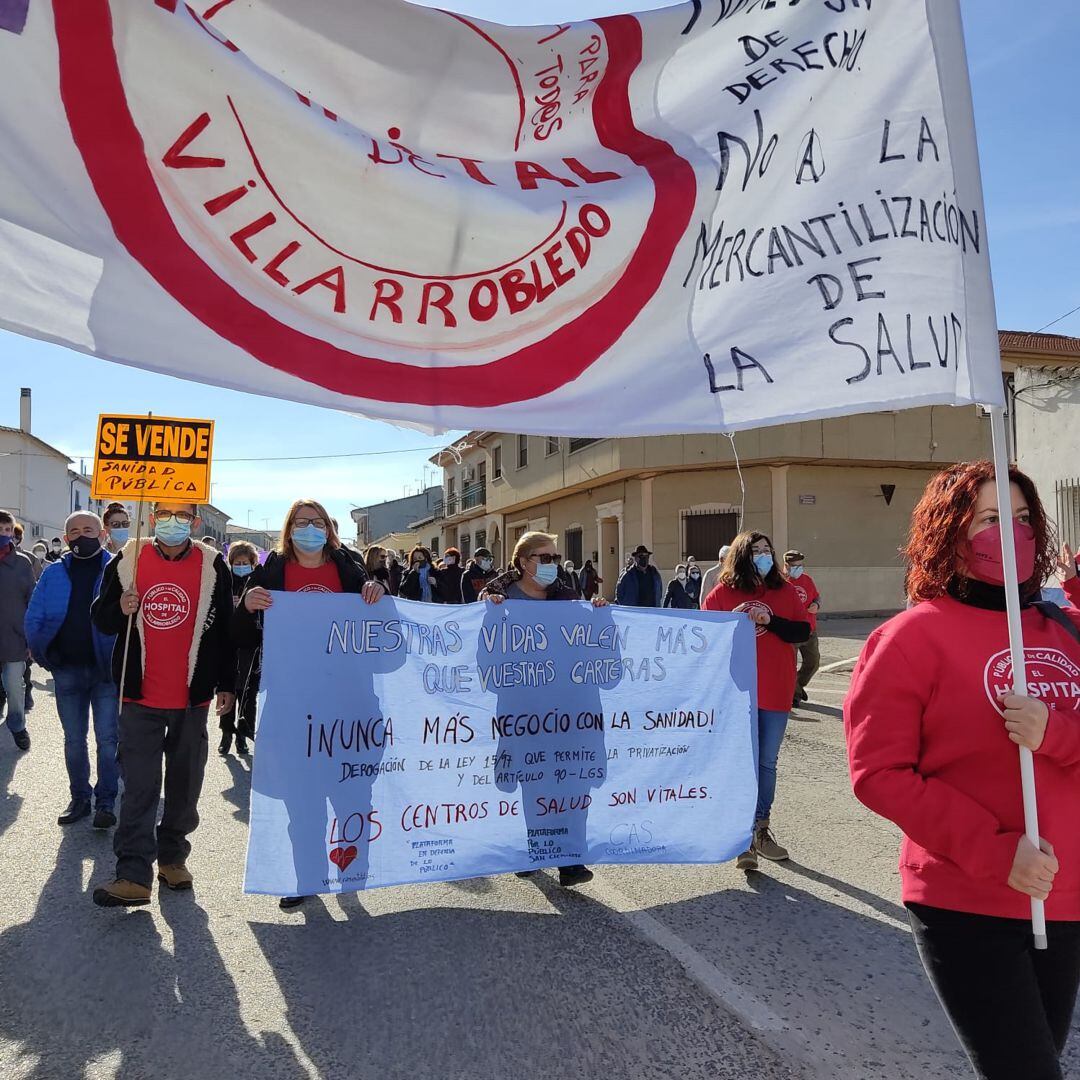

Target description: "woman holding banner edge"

left=845, top=462, right=1080, bottom=1080
left=482, top=530, right=609, bottom=888
left=701, top=532, right=810, bottom=871
left=233, top=498, right=385, bottom=909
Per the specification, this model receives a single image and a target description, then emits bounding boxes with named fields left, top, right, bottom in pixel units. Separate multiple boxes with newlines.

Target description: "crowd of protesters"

left=0, top=495, right=832, bottom=897
left=3, top=463, right=1080, bottom=1079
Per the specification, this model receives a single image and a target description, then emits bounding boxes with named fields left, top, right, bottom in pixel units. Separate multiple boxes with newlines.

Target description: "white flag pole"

left=988, top=404, right=1047, bottom=950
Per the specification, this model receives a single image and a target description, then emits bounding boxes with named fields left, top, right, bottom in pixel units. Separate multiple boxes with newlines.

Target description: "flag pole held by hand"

left=988, top=404, right=1047, bottom=950
left=117, top=413, right=150, bottom=710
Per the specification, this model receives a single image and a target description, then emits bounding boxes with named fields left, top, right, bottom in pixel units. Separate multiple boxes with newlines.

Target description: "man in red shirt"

left=90, top=501, right=236, bottom=907
left=783, top=550, right=821, bottom=708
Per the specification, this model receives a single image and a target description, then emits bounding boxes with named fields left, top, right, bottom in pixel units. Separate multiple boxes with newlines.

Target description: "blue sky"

left=1, top=0, right=1075, bottom=534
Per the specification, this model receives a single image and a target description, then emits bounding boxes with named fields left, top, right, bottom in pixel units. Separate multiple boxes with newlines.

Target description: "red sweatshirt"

left=788, top=572, right=820, bottom=632
left=703, top=579, right=807, bottom=711
left=845, top=577, right=1080, bottom=920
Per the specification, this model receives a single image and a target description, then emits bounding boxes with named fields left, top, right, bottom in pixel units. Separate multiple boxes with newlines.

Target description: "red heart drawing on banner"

left=329, top=845, right=357, bottom=872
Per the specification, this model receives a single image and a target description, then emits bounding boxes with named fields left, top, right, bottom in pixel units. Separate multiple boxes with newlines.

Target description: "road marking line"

left=819, top=656, right=861, bottom=673
left=587, top=879, right=787, bottom=1032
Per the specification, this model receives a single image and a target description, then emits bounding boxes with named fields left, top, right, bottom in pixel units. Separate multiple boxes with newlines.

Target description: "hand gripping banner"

left=0, top=0, right=1001, bottom=434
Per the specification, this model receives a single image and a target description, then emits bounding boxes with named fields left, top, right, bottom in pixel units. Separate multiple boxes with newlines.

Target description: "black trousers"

left=114, top=703, right=209, bottom=887
left=219, top=647, right=258, bottom=739
left=907, top=902, right=1080, bottom=1080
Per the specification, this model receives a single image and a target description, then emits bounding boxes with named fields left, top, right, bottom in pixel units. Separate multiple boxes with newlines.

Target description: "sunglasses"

left=528, top=552, right=563, bottom=565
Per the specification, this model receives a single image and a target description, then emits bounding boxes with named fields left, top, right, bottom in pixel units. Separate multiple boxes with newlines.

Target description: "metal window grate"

left=683, top=510, right=739, bottom=561
left=1056, top=478, right=1080, bottom=551
left=565, top=527, right=583, bottom=566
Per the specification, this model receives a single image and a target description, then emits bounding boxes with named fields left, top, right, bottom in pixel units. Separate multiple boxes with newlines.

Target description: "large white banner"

left=0, top=0, right=1001, bottom=434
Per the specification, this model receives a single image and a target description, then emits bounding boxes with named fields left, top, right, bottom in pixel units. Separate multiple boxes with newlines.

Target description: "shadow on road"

left=0, top=825, right=306, bottom=1080
left=646, top=868, right=967, bottom=1079
left=792, top=702, right=843, bottom=719
left=0, top=743, right=22, bottom=848
left=247, top=875, right=801, bottom=1080
left=5, top=820, right=1060, bottom=1080
left=774, top=859, right=908, bottom=923
left=221, top=754, right=252, bottom=825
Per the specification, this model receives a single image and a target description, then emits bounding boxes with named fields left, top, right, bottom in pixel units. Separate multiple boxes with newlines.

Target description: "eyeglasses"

left=528, top=552, right=563, bottom=565
left=107, top=520, right=131, bottom=529
left=154, top=511, right=195, bottom=524
left=294, top=517, right=328, bottom=529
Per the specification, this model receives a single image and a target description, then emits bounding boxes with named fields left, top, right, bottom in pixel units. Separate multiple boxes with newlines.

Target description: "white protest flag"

left=0, top=0, right=1001, bottom=434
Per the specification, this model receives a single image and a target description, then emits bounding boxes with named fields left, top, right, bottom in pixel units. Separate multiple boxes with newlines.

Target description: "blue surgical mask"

left=753, top=553, right=774, bottom=577
left=232, top=564, right=254, bottom=578
left=789, top=564, right=805, bottom=579
left=0, top=535, right=12, bottom=550
left=109, top=527, right=130, bottom=546
left=533, top=563, right=558, bottom=587
left=292, top=525, right=327, bottom=553
left=154, top=518, right=191, bottom=546
left=479, top=558, right=493, bottom=572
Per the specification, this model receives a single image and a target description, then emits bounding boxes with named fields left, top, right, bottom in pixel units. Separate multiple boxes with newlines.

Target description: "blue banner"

left=244, top=595, right=758, bottom=895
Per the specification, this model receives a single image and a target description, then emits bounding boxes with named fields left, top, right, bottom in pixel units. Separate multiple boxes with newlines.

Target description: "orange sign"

left=91, top=414, right=214, bottom=502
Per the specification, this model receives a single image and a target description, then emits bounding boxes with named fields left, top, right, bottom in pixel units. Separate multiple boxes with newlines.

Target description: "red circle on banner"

left=52, top=1, right=697, bottom=407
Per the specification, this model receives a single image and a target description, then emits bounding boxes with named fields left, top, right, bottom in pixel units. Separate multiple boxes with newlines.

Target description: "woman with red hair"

left=846, top=461, right=1080, bottom=1080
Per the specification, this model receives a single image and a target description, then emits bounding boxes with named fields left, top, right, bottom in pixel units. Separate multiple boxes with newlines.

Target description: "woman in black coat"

left=398, top=545, right=443, bottom=603
left=232, top=499, right=385, bottom=910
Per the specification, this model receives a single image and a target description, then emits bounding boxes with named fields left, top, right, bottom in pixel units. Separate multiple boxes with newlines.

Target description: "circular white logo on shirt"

left=983, top=647, right=1080, bottom=715
left=142, top=582, right=192, bottom=630
left=298, top=583, right=333, bottom=594
left=793, top=583, right=809, bottom=606
left=734, top=600, right=773, bottom=638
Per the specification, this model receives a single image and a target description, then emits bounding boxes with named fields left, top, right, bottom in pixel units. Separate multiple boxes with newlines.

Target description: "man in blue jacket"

left=615, top=545, right=664, bottom=607
left=25, top=511, right=118, bottom=828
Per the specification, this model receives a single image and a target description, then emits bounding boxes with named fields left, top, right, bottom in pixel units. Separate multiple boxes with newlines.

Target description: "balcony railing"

left=461, top=480, right=486, bottom=510
left=433, top=481, right=486, bottom=520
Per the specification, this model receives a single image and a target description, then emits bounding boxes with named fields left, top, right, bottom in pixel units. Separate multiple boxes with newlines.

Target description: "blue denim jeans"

left=1, top=660, right=27, bottom=733
left=52, top=665, right=120, bottom=808
left=755, top=708, right=790, bottom=823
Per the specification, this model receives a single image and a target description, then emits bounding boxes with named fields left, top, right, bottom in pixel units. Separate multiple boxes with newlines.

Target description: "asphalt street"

left=1, top=616, right=1078, bottom=1080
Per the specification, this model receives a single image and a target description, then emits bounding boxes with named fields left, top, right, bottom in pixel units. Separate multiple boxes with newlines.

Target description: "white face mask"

left=789, top=564, right=805, bottom=579
left=445, top=556, right=457, bottom=566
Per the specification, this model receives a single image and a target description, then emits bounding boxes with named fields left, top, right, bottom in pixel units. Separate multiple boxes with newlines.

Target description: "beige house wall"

left=433, top=402, right=1000, bottom=611
left=512, top=463, right=920, bottom=609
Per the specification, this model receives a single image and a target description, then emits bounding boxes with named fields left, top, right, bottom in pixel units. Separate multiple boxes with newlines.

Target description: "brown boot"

left=735, top=847, right=758, bottom=871
left=753, top=819, right=789, bottom=862
left=92, top=879, right=152, bottom=907
left=157, top=863, right=194, bottom=890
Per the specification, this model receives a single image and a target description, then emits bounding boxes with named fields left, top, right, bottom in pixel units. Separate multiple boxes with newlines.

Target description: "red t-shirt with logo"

left=702, top=580, right=807, bottom=711
left=846, top=578, right=1080, bottom=920
left=284, top=560, right=343, bottom=594
left=788, top=572, right=820, bottom=632
left=136, top=545, right=204, bottom=710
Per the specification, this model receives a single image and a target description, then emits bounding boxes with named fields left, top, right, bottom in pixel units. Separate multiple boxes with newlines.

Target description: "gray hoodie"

left=0, top=549, right=35, bottom=662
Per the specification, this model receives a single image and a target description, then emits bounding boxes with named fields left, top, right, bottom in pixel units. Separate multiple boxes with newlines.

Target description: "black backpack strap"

left=1031, top=600, right=1080, bottom=645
